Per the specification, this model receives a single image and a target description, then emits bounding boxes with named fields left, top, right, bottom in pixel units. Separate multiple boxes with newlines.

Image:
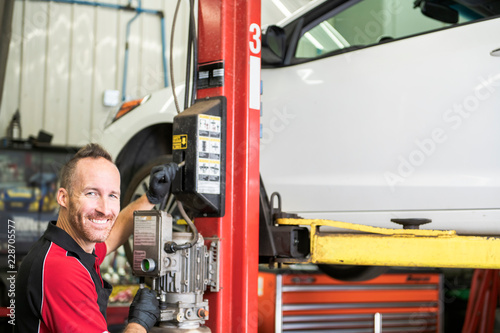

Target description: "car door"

left=260, top=0, right=500, bottom=233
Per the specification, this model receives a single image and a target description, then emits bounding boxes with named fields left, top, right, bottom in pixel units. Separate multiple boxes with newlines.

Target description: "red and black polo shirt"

left=16, top=221, right=112, bottom=333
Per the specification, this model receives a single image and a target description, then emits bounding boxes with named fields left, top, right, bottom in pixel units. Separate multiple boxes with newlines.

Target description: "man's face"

left=67, top=157, right=121, bottom=247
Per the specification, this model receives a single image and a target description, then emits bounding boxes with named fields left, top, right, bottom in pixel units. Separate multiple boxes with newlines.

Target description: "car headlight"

left=106, top=94, right=151, bottom=126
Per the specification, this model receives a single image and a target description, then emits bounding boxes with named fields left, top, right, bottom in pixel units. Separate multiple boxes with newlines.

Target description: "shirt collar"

left=43, top=221, right=98, bottom=268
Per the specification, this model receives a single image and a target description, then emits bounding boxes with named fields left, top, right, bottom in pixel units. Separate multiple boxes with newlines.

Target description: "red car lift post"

left=196, top=0, right=261, bottom=332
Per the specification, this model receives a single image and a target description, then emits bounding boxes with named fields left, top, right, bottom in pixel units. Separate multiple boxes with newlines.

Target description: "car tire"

left=122, top=155, right=174, bottom=207
left=317, top=264, right=389, bottom=282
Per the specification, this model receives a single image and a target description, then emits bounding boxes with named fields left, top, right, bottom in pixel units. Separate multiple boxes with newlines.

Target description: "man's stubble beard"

left=68, top=198, right=115, bottom=244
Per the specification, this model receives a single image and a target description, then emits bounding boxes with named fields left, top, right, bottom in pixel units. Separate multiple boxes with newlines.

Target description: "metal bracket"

left=206, top=237, right=220, bottom=292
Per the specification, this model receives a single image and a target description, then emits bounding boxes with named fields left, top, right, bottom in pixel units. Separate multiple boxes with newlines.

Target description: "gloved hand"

left=128, top=288, right=160, bottom=331
left=146, top=162, right=179, bottom=205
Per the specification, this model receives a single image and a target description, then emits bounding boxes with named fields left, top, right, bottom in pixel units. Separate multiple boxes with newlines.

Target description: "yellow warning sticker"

left=173, top=134, right=188, bottom=150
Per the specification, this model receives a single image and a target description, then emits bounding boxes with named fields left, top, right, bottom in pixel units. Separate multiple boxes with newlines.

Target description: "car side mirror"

left=262, top=25, right=286, bottom=66
left=418, top=1, right=459, bottom=24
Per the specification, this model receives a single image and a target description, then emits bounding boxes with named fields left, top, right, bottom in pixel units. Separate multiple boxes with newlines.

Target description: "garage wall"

left=0, top=0, right=190, bottom=146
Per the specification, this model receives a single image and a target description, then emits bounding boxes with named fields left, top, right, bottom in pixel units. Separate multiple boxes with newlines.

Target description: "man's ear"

left=57, top=188, right=69, bottom=208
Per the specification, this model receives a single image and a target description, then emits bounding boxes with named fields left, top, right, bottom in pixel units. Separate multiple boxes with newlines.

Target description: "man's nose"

left=96, top=197, right=112, bottom=216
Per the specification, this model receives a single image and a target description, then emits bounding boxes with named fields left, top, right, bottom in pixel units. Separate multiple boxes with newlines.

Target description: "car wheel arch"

left=115, top=123, right=173, bottom=205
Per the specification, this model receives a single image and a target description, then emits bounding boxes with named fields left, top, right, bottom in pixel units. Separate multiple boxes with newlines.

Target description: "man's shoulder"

left=44, top=243, right=88, bottom=272
left=43, top=243, right=98, bottom=292
left=18, top=236, right=51, bottom=276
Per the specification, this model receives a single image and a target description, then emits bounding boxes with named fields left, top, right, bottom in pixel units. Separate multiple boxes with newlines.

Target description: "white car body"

left=100, top=0, right=500, bottom=235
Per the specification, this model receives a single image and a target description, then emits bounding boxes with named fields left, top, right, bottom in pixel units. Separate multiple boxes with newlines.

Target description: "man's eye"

left=86, top=192, right=97, bottom=197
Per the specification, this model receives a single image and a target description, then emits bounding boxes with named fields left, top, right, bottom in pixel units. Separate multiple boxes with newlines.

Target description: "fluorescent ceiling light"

left=272, top=0, right=292, bottom=17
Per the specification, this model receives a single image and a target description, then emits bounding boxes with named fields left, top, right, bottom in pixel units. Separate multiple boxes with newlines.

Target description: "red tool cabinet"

left=258, top=270, right=443, bottom=332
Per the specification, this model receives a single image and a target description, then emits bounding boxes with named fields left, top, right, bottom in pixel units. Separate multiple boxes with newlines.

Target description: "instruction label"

left=198, top=115, right=221, bottom=194
left=134, top=215, right=157, bottom=246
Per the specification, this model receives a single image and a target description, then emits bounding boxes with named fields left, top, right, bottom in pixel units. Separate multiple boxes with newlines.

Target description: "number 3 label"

left=249, top=23, right=261, bottom=55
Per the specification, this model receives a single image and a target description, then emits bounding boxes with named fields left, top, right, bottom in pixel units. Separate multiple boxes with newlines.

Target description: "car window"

left=295, top=0, right=481, bottom=59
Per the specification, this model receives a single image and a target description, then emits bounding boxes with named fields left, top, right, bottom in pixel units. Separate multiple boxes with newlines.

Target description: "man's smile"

left=90, top=218, right=109, bottom=225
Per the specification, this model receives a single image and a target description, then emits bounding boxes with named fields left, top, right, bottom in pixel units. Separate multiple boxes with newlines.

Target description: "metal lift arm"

left=277, top=218, right=500, bottom=269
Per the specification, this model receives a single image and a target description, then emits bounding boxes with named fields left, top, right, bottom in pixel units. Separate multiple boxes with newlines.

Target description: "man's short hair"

left=60, top=143, right=113, bottom=193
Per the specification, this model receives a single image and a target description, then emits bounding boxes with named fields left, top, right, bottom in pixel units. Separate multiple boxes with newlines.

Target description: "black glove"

left=146, top=162, right=179, bottom=205
left=128, top=288, right=160, bottom=331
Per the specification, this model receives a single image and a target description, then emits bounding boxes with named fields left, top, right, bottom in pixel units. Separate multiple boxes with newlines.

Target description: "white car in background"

left=100, top=0, right=500, bottom=250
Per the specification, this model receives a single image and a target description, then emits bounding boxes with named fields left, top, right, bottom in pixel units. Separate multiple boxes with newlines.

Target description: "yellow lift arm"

left=277, top=218, right=500, bottom=269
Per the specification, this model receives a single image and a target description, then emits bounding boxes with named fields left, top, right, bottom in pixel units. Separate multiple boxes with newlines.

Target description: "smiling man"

left=58, top=154, right=121, bottom=253
left=16, top=143, right=178, bottom=333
